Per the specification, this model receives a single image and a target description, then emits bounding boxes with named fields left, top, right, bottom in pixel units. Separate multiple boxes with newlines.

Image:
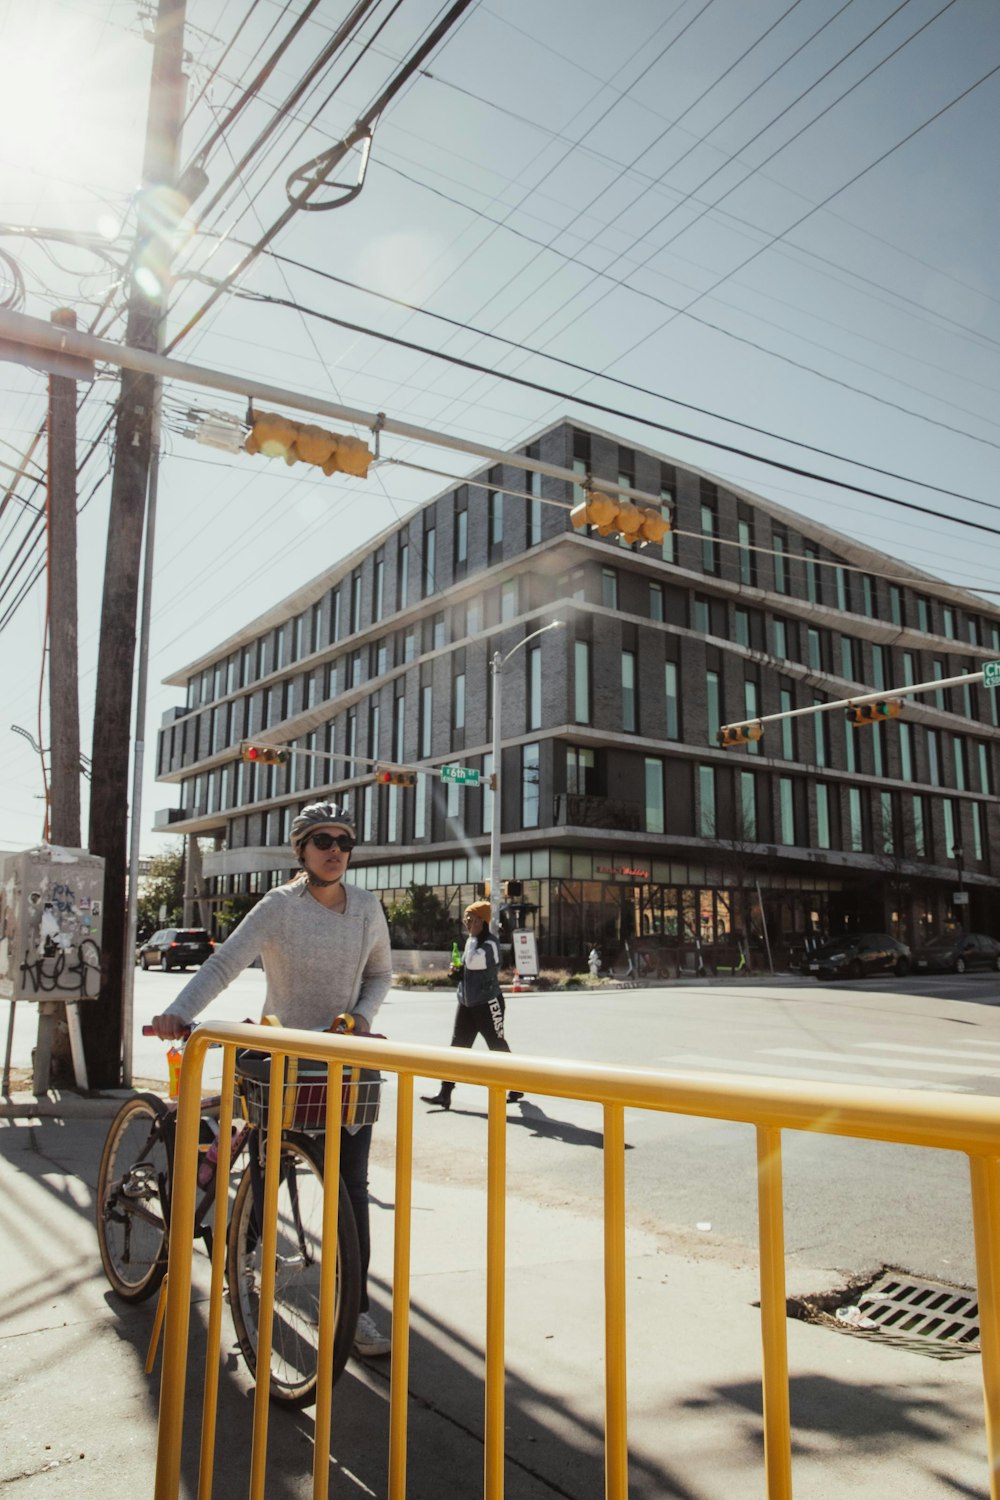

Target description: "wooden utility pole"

left=47, top=307, right=81, bottom=848
left=84, top=0, right=187, bottom=1086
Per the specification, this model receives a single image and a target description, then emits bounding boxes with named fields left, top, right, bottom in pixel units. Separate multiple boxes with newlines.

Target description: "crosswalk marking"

left=856, top=1041, right=1000, bottom=1060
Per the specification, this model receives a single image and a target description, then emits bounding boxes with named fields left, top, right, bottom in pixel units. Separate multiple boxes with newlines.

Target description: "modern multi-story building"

left=155, top=418, right=1000, bottom=971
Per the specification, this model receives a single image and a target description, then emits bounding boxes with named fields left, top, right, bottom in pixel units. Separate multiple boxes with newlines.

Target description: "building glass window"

left=500, top=579, right=519, bottom=620
left=527, top=648, right=541, bottom=731
left=844, top=719, right=856, bottom=773
left=574, top=641, right=591, bottom=724
left=773, top=618, right=787, bottom=658
left=973, top=801, right=984, bottom=862
left=693, top=596, right=710, bottom=635
left=645, top=757, right=665, bottom=834
left=942, top=606, right=955, bottom=639
left=397, top=539, right=409, bottom=609
left=943, top=798, right=957, bottom=858
left=454, top=671, right=467, bottom=733
left=665, top=661, right=679, bottom=740
left=927, top=729, right=941, bottom=785
left=489, top=483, right=503, bottom=547
left=522, top=742, right=540, bottom=828
left=602, top=568, right=618, bottom=609
left=916, top=596, right=929, bottom=632
left=413, top=774, right=428, bottom=839
left=349, top=572, right=362, bottom=635
left=862, top=575, right=876, bottom=617
left=889, top=586, right=902, bottom=626
left=978, top=741, right=991, bottom=794
left=836, top=567, right=849, bottom=612
left=804, top=547, right=820, bottom=604
left=816, top=783, right=831, bottom=849
left=738, top=519, right=753, bottom=586
left=778, top=777, right=795, bottom=845
left=847, top=787, right=863, bottom=851
left=373, top=557, right=384, bottom=622
left=566, top=745, right=595, bottom=795
left=773, top=534, right=788, bottom=593
left=649, top=582, right=664, bottom=621
left=701, top=504, right=719, bottom=573
left=872, top=723, right=884, bottom=778
left=744, top=680, right=760, bottom=754
left=698, top=765, right=716, bottom=838
left=706, top=670, right=721, bottom=744
left=808, top=629, right=821, bottom=671
left=420, top=684, right=432, bottom=757
left=898, top=722, right=912, bottom=781
left=814, top=701, right=828, bottom=767
left=841, top=637, right=856, bottom=681
left=880, top=791, right=894, bottom=854
left=780, top=688, right=793, bottom=759
left=740, top=770, right=757, bottom=840
left=455, top=507, right=468, bottom=566
left=423, top=527, right=436, bottom=598
left=660, top=484, right=674, bottom=563
left=734, top=608, right=749, bottom=647
left=952, top=736, right=966, bottom=791
left=527, top=469, right=543, bottom=547
left=622, top=651, right=637, bottom=732
left=912, top=795, right=927, bottom=856
left=871, top=644, right=886, bottom=691
left=902, top=651, right=915, bottom=686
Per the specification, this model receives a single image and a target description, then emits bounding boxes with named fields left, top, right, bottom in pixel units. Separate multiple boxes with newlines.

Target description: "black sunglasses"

left=307, top=831, right=356, bottom=853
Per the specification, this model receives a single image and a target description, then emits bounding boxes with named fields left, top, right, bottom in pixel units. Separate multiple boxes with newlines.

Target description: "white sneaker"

left=354, top=1309, right=391, bottom=1356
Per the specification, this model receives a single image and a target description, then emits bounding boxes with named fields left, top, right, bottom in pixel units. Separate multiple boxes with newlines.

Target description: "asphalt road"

left=8, top=965, right=999, bottom=1289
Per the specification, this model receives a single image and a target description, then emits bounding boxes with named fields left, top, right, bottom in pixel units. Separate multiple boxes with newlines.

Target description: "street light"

left=488, top=620, right=565, bottom=933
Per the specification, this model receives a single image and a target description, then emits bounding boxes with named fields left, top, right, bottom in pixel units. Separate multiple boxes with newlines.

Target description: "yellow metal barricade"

left=153, top=1021, right=1000, bottom=1500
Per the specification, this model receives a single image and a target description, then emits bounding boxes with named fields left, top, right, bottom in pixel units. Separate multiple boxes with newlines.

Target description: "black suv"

left=138, top=928, right=214, bottom=971
left=803, top=933, right=911, bottom=981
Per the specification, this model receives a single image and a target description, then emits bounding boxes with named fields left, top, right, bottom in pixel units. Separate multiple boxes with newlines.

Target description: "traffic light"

left=242, top=741, right=291, bottom=766
left=847, top=700, right=902, bottom=727
left=503, top=880, right=523, bottom=899
left=717, top=723, right=763, bottom=749
left=376, top=768, right=417, bottom=786
left=570, top=489, right=671, bottom=545
left=244, top=409, right=373, bottom=477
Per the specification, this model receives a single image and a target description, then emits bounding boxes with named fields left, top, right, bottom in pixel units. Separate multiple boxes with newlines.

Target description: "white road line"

left=856, top=1042, right=1000, bottom=1059
left=654, top=1053, right=972, bottom=1091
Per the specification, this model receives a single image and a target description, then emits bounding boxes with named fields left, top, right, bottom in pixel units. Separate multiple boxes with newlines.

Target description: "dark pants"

left=339, top=1123, right=373, bottom=1311
left=437, top=996, right=511, bottom=1097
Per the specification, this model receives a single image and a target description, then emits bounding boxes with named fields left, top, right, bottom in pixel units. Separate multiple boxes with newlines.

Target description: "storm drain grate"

left=788, top=1270, right=980, bottom=1360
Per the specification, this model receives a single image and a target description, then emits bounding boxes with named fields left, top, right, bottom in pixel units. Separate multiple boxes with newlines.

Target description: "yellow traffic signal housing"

left=242, top=741, right=290, bottom=766
left=847, top=700, right=902, bottom=727
left=717, top=723, right=764, bottom=749
left=569, top=489, right=671, bottom=544
left=245, top=409, right=373, bottom=477
left=376, top=768, right=417, bottom=786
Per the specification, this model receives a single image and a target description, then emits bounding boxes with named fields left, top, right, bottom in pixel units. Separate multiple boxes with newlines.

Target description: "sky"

left=1, top=0, right=999, bottom=857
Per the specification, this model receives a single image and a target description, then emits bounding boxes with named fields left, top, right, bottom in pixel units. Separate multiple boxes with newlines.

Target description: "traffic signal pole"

left=84, top=0, right=186, bottom=1087
left=718, top=668, right=989, bottom=744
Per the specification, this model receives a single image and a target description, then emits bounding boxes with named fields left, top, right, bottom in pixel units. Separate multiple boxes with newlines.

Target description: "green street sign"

left=441, top=765, right=480, bottom=786
left=984, top=660, right=1000, bottom=690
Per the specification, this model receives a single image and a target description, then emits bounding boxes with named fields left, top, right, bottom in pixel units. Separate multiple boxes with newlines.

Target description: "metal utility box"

left=0, top=845, right=104, bottom=1004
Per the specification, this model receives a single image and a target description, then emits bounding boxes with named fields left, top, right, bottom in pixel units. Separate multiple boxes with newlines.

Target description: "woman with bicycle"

left=150, top=799, right=393, bottom=1357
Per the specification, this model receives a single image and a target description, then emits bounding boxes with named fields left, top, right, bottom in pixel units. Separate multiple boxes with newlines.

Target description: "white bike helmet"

left=289, top=800, right=357, bottom=855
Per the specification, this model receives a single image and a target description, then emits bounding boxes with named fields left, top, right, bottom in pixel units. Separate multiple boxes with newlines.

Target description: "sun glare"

left=0, top=7, right=148, bottom=224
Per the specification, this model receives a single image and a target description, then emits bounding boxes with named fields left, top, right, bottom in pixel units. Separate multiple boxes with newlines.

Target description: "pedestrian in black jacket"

left=421, top=901, right=524, bottom=1110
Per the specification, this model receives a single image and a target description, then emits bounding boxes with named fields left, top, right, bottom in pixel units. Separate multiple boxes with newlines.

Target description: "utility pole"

left=84, top=0, right=186, bottom=1087
left=47, top=307, right=81, bottom=847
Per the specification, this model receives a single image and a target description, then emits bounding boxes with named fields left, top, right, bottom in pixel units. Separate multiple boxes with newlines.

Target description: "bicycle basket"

left=234, top=1049, right=382, bottom=1132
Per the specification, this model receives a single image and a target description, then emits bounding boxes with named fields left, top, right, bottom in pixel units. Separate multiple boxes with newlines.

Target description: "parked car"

left=914, top=932, right=1000, bottom=975
left=138, top=927, right=214, bottom=971
left=804, top=933, right=911, bottom=980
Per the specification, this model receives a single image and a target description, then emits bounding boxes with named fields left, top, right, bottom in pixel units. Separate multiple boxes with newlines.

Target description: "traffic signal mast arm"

left=717, top=667, right=989, bottom=744
left=240, top=740, right=444, bottom=782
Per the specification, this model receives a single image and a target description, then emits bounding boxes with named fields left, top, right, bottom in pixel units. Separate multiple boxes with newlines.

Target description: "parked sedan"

left=805, top=933, right=911, bottom=981
left=914, top=932, right=1000, bottom=975
left=138, top=927, right=214, bottom=971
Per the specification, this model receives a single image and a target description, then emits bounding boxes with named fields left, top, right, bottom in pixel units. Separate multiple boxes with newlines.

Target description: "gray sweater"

left=164, top=880, right=393, bottom=1031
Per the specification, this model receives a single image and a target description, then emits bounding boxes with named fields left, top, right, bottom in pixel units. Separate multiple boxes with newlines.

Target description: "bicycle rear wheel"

left=96, top=1093, right=173, bottom=1302
left=227, top=1133, right=362, bottom=1408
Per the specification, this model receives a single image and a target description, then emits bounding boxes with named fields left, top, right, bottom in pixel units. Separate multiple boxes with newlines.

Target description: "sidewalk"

left=0, top=1078, right=990, bottom=1499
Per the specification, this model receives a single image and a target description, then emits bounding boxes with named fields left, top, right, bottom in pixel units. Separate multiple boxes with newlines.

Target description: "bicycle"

left=95, top=1023, right=378, bottom=1408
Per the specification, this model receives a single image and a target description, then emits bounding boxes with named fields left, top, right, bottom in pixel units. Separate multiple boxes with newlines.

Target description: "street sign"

left=984, top=660, right=1000, bottom=690
left=953, top=891, right=969, bottom=905
left=440, top=765, right=480, bottom=786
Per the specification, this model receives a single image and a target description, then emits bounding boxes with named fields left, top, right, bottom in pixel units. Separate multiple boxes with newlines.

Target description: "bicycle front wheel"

left=227, top=1134, right=362, bottom=1408
left=96, top=1092, right=173, bottom=1302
